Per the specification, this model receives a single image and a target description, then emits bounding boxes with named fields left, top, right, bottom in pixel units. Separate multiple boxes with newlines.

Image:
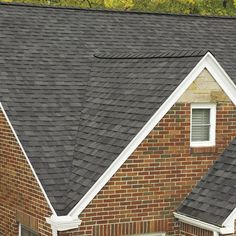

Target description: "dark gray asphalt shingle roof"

left=177, top=138, right=236, bottom=226
left=66, top=51, right=205, bottom=212
left=0, top=3, right=236, bottom=216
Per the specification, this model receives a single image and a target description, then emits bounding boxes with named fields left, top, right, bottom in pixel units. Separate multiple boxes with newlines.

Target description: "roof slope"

left=66, top=51, right=205, bottom=213
left=177, top=138, right=236, bottom=226
left=0, top=3, right=236, bottom=215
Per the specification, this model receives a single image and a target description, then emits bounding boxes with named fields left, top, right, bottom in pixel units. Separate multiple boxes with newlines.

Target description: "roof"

left=177, top=138, right=236, bottom=227
left=0, top=3, right=236, bottom=215
left=66, top=50, right=206, bottom=213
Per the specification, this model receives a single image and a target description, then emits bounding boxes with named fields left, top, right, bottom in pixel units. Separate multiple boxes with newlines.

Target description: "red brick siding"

left=59, top=102, right=236, bottom=236
left=0, top=112, right=52, bottom=236
left=179, top=222, right=213, bottom=236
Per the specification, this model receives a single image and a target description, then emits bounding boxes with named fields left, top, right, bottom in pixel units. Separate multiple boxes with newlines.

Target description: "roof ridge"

left=94, top=50, right=209, bottom=59
left=1, top=2, right=236, bottom=19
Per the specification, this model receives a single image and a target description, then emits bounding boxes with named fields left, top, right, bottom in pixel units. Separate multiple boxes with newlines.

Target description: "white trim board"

left=68, top=52, right=236, bottom=218
left=0, top=102, right=56, bottom=216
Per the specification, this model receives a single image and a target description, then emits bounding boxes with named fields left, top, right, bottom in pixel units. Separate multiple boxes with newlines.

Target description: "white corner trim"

left=0, top=102, right=56, bottom=216
left=46, top=215, right=81, bottom=232
left=174, top=212, right=234, bottom=235
left=68, top=52, right=236, bottom=217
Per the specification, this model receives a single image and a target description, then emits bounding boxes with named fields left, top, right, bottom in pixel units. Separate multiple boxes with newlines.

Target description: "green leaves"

left=104, top=0, right=134, bottom=10
left=3, top=0, right=236, bottom=15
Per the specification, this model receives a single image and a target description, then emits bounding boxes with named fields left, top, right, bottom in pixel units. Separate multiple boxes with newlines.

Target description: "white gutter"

left=46, top=215, right=81, bottom=235
left=174, top=212, right=234, bottom=235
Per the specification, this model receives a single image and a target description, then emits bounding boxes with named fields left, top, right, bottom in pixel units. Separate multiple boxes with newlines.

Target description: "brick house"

left=1, top=2, right=236, bottom=236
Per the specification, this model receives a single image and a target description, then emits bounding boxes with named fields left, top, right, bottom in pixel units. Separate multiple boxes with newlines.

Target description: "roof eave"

left=46, top=215, right=81, bottom=232
left=174, top=212, right=234, bottom=235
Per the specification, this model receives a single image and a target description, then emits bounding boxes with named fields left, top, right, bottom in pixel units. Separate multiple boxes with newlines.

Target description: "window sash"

left=190, top=104, right=216, bottom=147
left=20, top=225, right=37, bottom=236
left=191, top=108, right=211, bottom=142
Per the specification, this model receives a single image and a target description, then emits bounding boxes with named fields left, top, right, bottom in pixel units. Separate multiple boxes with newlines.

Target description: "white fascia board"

left=46, top=215, right=81, bottom=231
left=174, top=212, right=234, bottom=235
left=204, top=53, right=236, bottom=105
left=68, top=52, right=236, bottom=218
left=0, top=102, right=56, bottom=216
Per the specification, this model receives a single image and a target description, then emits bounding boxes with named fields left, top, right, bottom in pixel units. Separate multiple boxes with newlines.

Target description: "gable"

left=178, top=69, right=230, bottom=103
left=65, top=52, right=236, bottom=222
left=60, top=85, right=236, bottom=235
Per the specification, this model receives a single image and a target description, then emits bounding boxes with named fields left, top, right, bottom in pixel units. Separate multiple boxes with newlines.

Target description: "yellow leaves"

left=1, top=0, right=235, bottom=15
left=178, top=0, right=196, bottom=4
left=104, top=0, right=134, bottom=9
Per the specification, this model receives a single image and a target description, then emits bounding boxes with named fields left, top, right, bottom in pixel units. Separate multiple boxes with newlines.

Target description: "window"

left=191, top=104, right=216, bottom=147
left=19, top=225, right=37, bottom=236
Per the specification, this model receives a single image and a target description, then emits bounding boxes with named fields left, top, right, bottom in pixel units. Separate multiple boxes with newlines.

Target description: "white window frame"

left=190, top=103, right=216, bottom=147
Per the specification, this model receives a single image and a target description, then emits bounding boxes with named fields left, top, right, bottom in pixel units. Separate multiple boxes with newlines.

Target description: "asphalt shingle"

left=65, top=51, right=204, bottom=212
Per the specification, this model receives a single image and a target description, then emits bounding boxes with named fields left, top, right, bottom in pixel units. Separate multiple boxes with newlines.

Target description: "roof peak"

left=1, top=2, right=236, bottom=19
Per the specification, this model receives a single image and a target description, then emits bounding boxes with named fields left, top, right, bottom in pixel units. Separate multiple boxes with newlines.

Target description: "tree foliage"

left=1, top=0, right=236, bottom=15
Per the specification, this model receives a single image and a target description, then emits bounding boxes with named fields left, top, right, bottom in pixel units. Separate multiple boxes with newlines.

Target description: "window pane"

left=192, top=109, right=210, bottom=125
left=192, top=109, right=210, bottom=141
left=21, top=228, right=30, bottom=236
left=21, top=226, right=37, bottom=236
left=192, top=125, right=210, bottom=141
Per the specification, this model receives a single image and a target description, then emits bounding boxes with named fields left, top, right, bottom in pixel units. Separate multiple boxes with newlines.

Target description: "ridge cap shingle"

left=94, top=49, right=208, bottom=59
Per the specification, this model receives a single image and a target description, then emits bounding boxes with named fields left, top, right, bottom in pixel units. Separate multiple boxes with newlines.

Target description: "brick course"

left=179, top=222, right=213, bottom=236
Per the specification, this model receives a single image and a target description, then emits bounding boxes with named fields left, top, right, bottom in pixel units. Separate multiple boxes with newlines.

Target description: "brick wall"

left=178, top=222, right=213, bottom=236
left=59, top=101, right=236, bottom=236
left=0, top=111, right=52, bottom=236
